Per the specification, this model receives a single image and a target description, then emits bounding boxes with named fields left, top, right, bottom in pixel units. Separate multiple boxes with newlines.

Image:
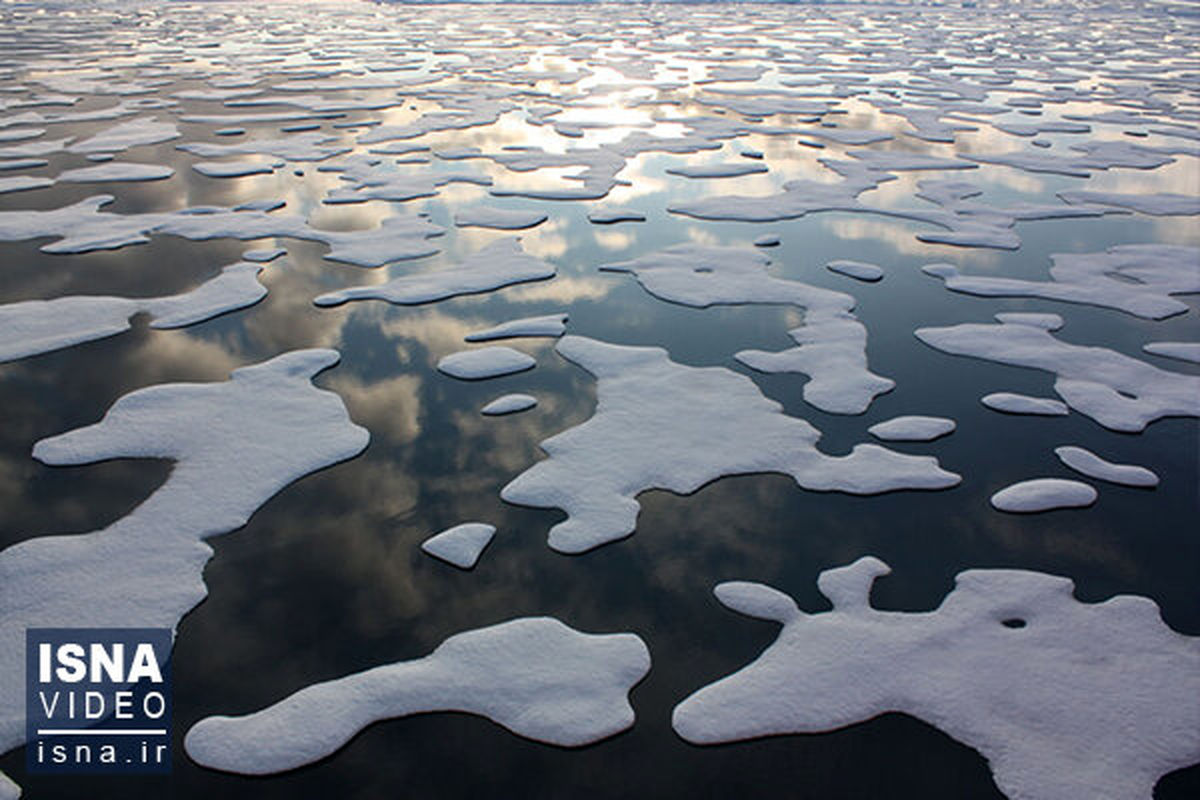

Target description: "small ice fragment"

left=990, top=478, right=1097, bottom=512
left=981, top=393, right=1069, bottom=416
left=588, top=206, right=645, bottom=224
left=437, top=347, right=536, bottom=380
left=454, top=206, right=548, bottom=230
left=868, top=416, right=955, bottom=442
left=193, top=160, right=276, bottom=178
left=1143, top=342, right=1200, bottom=364
left=753, top=234, right=780, bottom=247
left=482, top=394, right=537, bottom=416
left=0, top=176, right=52, bottom=194
left=465, top=313, right=567, bottom=342
left=243, top=248, right=286, bottom=263
left=58, top=162, right=173, bottom=183
left=1054, top=446, right=1158, bottom=488
left=666, top=162, right=767, bottom=178
left=422, top=523, right=497, bottom=569
left=827, top=260, right=883, bottom=282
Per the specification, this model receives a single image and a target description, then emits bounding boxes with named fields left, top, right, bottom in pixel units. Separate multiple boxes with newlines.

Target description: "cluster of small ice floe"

left=185, top=618, right=650, bottom=774
left=601, top=244, right=893, bottom=415
left=422, top=523, right=498, bottom=569
left=923, top=244, right=1200, bottom=320
left=0, top=194, right=444, bottom=266
left=502, top=336, right=958, bottom=554
left=673, top=557, right=1200, bottom=800
left=0, top=351, right=369, bottom=796
left=315, top=238, right=555, bottom=307
left=0, top=261, right=267, bottom=362
left=916, top=314, right=1200, bottom=433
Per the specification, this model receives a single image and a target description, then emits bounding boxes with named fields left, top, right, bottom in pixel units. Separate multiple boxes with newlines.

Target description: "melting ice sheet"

left=0, top=350, right=368, bottom=796
left=185, top=618, right=650, bottom=773
left=672, top=557, right=1200, bottom=800
left=501, top=336, right=959, bottom=554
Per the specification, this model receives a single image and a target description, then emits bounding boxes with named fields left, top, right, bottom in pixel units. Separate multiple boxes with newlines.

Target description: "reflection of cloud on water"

left=326, top=373, right=423, bottom=445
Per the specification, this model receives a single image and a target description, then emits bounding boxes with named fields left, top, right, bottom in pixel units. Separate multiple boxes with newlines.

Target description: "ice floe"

left=57, top=162, right=174, bottom=182
left=67, top=116, right=178, bottom=154
left=454, top=206, right=548, bottom=230
left=1054, top=446, right=1158, bottom=489
left=916, top=317, right=1200, bottom=432
left=1143, top=342, right=1200, bottom=364
left=922, top=244, right=1200, bottom=320
left=185, top=617, right=649, bottom=773
left=826, top=260, right=883, bottom=282
left=422, top=523, right=497, bottom=569
left=482, top=393, right=538, bottom=416
left=981, top=393, right=1069, bottom=417
left=0, top=262, right=266, bottom=363
left=588, top=206, right=645, bottom=224
left=868, top=416, right=956, bottom=442
left=316, top=238, right=553, bottom=307
left=502, top=336, right=958, bottom=554
left=0, top=350, right=368, bottom=793
left=437, top=346, right=536, bottom=381
left=465, top=313, right=568, bottom=342
left=601, top=244, right=893, bottom=415
left=990, top=478, right=1098, bottom=512
left=672, top=557, right=1200, bottom=800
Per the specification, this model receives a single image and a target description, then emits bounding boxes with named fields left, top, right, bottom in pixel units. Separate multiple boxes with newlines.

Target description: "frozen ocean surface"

left=0, top=1, right=1196, bottom=798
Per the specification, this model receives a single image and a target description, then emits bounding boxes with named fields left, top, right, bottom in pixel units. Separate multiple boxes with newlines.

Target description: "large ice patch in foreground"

left=673, top=557, right=1200, bottom=800
left=185, top=617, right=650, bottom=774
left=501, top=337, right=959, bottom=554
left=0, top=350, right=369, bottom=795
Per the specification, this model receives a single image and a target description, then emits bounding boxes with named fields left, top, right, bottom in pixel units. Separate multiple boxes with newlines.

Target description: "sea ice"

left=981, top=393, right=1069, bottom=416
left=482, top=393, right=538, bottom=416
left=0, top=175, right=51, bottom=194
left=437, top=346, right=536, bottom=380
left=587, top=206, right=645, bottom=224
left=501, top=336, right=958, bottom=554
left=67, top=116, right=178, bottom=154
left=990, top=478, right=1098, bottom=512
left=465, top=313, right=568, bottom=342
left=665, top=162, right=768, bottom=179
left=1143, top=342, right=1200, bottom=364
left=454, top=206, right=548, bottom=230
left=1053, top=446, right=1158, bottom=488
left=1057, top=190, right=1200, bottom=216
left=0, top=351, right=369, bottom=793
left=0, top=262, right=267, bottom=363
left=600, top=244, right=893, bottom=414
left=422, top=523, right=497, bottom=569
left=192, top=160, right=278, bottom=178
left=185, top=617, right=650, bottom=773
left=868, top=416, right=956, bottom=442
left=922, top=244, right=1200, bottom=319
left=316, top=238, right=554, bottom=307
left=672, top=557, right=1200, bottom=800
left=57, top=162, right=174, bottom=182
left=916, top=317, right=1200, bottom=432
left=827, top=260, right=883, bottom=282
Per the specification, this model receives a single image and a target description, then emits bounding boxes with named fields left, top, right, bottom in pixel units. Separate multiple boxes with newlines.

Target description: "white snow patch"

left=981, top=393, right=1069, bottom=416
left=482, top=393, right=538, bottom=416
left=465, top=313, right=567, bottom=342
left=868, top=415, right=955, bottom=442
left=827, top=260, right=883, bottom=282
